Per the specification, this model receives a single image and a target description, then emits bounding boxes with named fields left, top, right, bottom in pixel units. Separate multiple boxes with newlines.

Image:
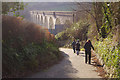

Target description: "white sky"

left=1, top=0, right=119, bottom=2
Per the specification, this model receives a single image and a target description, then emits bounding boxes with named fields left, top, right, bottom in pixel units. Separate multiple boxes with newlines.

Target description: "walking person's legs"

left=76, top=50, right=79, bottom=55
left=85, top=50, right=87, bottom=63
left=89, top=51, right=91, bottom=64
left=73, top=47, right=75, bottom=53
left=74, top=48, right=75, bottom=53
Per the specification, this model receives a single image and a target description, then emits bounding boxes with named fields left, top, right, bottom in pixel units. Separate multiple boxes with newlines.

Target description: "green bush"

left=94, top=38, right=119, bottom=78
left=55, top=20, right=89, bottom=48
left=2, top=16, right=61, bottom=78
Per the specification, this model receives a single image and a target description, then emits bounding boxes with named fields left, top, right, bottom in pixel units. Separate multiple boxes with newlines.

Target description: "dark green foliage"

left=3, top=41, right=60, bottom=77
left=2, top=2, right=27, bottom=17
left=94, top=38, right=120, bottom=78
left=55, top=20, right=89, bottom=47
left=2, top=2, right=24, bottom=13
left=2, top=16, right=60, bottom=78
left=91, top=2, right=120, bottom=78
left=100, top=3, right=112, bottom=38
left=118, top=45, right=120, bottom=78
left=101, top=27, right=107, bottom=38
left=99, top=2, right=120, bottom=38
left=75, top=2, right=120, bottom=78
left=55, top=31, right=69, bottom=41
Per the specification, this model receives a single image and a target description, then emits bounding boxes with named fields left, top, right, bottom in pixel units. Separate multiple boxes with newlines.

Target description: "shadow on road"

left=79, top=51, right=85, bottom=57
left=80, top=52, right=84, bottom=54
left=29, top=51, right=78, bottom=78
left=56, top=51, right=78, bottom=77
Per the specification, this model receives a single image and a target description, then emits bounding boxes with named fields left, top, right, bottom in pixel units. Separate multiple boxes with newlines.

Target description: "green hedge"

left=3, top=41, right=60, bottom=77
left=2, top=16, right=61, bottom=78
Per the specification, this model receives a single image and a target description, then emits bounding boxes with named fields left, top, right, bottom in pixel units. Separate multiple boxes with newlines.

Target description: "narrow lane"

left=29, top=48, right=102, bottom=78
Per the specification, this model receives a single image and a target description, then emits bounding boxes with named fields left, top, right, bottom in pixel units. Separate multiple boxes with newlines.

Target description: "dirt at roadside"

left=91, top=51, right=107, bottom=78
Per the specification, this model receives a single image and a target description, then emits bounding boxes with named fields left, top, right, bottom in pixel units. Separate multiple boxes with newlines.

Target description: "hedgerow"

left=2, top=16, right=61, bottom=78
left=94, top=37, right=120, bottom=78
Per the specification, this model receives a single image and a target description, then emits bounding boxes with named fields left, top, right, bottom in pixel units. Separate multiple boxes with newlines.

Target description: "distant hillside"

left=18, top=2, right=92, bottom=23
left=25, top=2, right=77, bottom=11
left=18, top=2, right=77, bottom=22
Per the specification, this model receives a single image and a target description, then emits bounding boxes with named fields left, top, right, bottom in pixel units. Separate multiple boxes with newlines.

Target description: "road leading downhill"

left=29, top=48, right=102, bottom=78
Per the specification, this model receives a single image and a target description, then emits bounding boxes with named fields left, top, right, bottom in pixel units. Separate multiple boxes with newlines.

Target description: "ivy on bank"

left=94, top=38, right=120, bottom=78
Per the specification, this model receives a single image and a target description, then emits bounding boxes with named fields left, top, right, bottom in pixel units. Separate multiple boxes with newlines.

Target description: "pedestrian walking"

left=84, top=40, right=94, bottom=64
left=76, top=40, right=80, bottom=55
left=72, top=40, right=76, bottom=53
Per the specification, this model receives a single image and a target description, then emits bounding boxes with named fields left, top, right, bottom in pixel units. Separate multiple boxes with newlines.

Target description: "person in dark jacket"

left=76, top=40, right=80, bottom=55
left=72, top=40, right=76, bottom=53
left=84, top=40, right=94, bottom=64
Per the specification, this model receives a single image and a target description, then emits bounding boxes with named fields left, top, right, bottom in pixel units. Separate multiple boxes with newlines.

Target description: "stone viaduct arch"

left=44, top=16, right=49, bottom=28
left=55, top=18, right=61, bottom=25
left=30, top=11, right=75, bottom=29
left=49, top=17, right=54, bottom=29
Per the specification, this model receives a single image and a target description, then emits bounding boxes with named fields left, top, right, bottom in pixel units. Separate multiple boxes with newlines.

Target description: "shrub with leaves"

left=2, top=16, right=60, bottom=78
left=94, top=38, right=119, bottom=78
left=55, top=20, right=90, bottom=47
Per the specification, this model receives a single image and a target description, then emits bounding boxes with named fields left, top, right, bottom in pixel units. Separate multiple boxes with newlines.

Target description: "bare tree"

left=74, top=2, right=103, bottom=33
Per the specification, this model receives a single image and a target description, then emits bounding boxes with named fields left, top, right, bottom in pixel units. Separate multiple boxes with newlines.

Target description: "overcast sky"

left=1, top=0, right=119, bottom=2
left=1, top=0, right=92, bottom=2
left=21, top=0, right=92, bottom=2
